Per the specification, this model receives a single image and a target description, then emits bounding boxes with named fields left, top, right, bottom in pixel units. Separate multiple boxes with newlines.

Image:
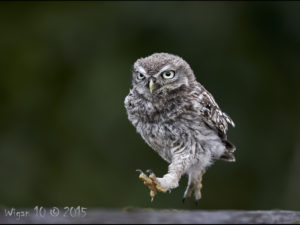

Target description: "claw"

left=136, top=168, right=167, bottom=200
left=146, top=169, right=154, bottom=175
left=136, top=169, right=144, bottom=174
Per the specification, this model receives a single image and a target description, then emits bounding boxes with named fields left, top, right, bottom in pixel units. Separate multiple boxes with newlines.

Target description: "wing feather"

left=191, top=84, right=236, bottom=162
left=195, top=84, right=235, bottom=135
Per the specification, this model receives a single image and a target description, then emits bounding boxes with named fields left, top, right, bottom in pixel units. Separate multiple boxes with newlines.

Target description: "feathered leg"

left=183, top=170, right=206, bottom=203
left=137, top=154, right=190, bottom=201
left=194, top=170, right=206, bottom=202
left=183, top=173, right=195, bottom=202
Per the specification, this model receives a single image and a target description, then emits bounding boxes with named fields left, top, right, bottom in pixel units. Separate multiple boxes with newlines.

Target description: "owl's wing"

left=193, top=85, right=236, bottom=162
left=196, top=85, right=235, bottom=135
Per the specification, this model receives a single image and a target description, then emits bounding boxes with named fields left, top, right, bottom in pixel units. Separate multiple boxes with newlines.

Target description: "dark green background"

left=0, top=1, right=300, bottom=210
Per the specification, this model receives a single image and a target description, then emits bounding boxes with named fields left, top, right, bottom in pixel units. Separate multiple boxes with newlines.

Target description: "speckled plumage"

left=124, top=53, right=235, bottom=201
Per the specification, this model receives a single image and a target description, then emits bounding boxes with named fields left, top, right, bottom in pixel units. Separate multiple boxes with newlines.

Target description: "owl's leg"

left=194, top=170, right=206, bottom=202
left=137, top=155, right=190, bottom=201
left=183, top=170, right=206, bottom=203
left=156, top=155, right=190, bottom=192
left=136, top=169, right=167, bottom=201
left=182, top=173, right=196, bottom=202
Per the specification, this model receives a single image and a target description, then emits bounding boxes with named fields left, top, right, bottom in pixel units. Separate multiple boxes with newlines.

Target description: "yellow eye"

left=137, top=73, right=145, bottom=80
left=162, top=70, right=175, bottom=79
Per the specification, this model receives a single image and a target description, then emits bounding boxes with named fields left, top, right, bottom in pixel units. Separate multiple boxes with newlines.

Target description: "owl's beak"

left=149, top=79, right=155, bottom=94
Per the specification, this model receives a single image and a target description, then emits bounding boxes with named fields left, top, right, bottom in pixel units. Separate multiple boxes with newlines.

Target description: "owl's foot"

left=183, top=182, right=195, bottom=202
left=183, top=171, right=205, bottom=204
left=136, top=169, right=167, bottom=201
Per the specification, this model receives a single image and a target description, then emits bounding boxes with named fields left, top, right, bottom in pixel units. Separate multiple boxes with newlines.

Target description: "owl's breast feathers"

left=125, top=85, right=236, bottom=162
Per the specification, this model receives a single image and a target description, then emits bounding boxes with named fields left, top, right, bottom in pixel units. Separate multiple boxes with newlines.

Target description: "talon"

left=136, top=169, right=168, bottom=200
left=150, top=189, right=157, bottom=202
left=146, top=169, right=154, bottom=175
left=136, top=169, right=144, bottom=174
left=150, top=190, right=156, bottom=198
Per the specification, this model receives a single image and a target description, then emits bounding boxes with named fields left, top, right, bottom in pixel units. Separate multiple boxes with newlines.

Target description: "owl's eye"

left=162, top=70, right=175, bottom=79
left=137, top=73, right=145, bottom=80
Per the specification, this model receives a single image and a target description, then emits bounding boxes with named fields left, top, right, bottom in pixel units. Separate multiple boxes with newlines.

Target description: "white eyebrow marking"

left=154, top=65, right=172, bottom=77
left=159, top=65, right=171, bottom=73
left=137, top=66, right=146, bottom=74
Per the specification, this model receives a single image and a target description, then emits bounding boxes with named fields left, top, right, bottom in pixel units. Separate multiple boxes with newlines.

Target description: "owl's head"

left=132, top=53, right=196, bottom=101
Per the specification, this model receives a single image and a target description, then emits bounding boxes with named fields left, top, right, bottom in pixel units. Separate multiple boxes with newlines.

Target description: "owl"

left=124, top=53, right=235, bottom=203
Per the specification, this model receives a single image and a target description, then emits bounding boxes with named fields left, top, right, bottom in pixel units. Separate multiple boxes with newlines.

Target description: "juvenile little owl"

left=124, top=53, right=235, bottom=202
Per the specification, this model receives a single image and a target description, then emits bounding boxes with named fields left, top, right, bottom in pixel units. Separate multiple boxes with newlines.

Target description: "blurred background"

left=0, top=1, right=300, bottom=210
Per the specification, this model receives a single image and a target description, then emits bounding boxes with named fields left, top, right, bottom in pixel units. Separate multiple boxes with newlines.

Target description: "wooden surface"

left=1, top=209, right=300, bottom=224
